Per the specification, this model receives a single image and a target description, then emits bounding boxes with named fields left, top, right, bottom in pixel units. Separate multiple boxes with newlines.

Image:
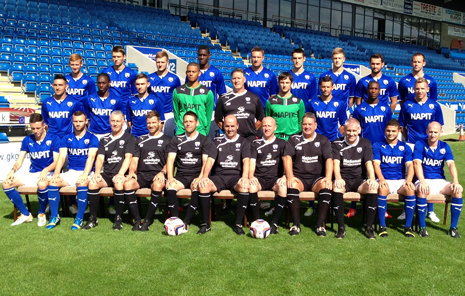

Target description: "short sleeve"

left=331, top=141, right=341, bottom=160
left=349, top=75, right=356, bottom=97
left=354, top=80, right=363, bottom=99
left=215, top=96, right=224, bottom=122
left=20, top=137, right=30, bottom=152
left=134, top=140, right=141, bottom=158
left=89, top=135, right=100, bottom=148
left=321, top=136, right=332, bottom=161
left=283, top=139, right=296, bottom=157
left=389, top=79, right=400, bottom=98
left=124, top=134, right=136, bottom=155
left=51, top=136, right=61, bottom=153
left=413, top=141, right=423, bottom=161
left=363, top=141, right=373, bottom=162
left=97, top=139, right=105, bottom=155
left=372, top=143, right=380, bottom=161
left=241, top=140, right=251, bottom=158
left=166, top=137, right=178, bottom=154
left=445, top=143, right=454, bottom=162
left=404, top=144, right=413, bottom=162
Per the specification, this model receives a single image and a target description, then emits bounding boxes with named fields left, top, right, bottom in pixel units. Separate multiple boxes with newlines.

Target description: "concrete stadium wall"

left=441, top=23, right=465, bottom=49
left=441, top=103, right=456, bottom=135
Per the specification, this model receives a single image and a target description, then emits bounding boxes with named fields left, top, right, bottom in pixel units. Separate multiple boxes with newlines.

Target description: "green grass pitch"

left=0, top=135, right=464, bottom=295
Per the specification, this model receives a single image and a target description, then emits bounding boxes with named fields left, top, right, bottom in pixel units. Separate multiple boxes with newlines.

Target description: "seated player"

left=249, top=117, right=287, bottom=231
left=332, top=118, right=379, bottom=239
left=49, top=111, right=99, bottom=230
left=123, top=111, right=171, bottom=231
left=2, top=113, right=60, bottom=226
left=350, top=80, right=392, bottom=218
left=266, top=72, right=305, bottom=140
left=127, top=73, right=165, bottom=138
left=281, top=112, right=333, bottom=236
left=372, top=119, right=415, bottom=237
left=82, top=110, right=136, bottom=230
left=165, top=111, right=212, bottom=233
left=413, top=121, right=463, bottom=238
left=196, top=115, right=250, bottom=235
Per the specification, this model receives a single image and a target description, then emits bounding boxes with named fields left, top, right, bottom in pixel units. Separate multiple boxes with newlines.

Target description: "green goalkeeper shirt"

left=265, top=94, right=305, bottom=140
left=173, top=84, right=214, bottom=136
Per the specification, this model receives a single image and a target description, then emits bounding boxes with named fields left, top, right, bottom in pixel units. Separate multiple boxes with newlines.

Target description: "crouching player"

left=3, top=113, right=60, bottom=226
left=82, top=110, right=136, bottom=230
left=282, top=112, right=333, bottom=236
left=196, top=115, right=251, bottom=235
left=123, top=111, right=171, bottom=231
left=249, top=117, right=287, bottom=232
left=372, top=119, right=416, bottom=237
left=413, top=122, right=463, bottom=238
left=49, top=111, right=99, bottom=230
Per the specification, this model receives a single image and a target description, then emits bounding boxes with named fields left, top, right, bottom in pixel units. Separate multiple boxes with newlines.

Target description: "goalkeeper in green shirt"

left=265, top=72, right=305, bottom=140
left=173, top=62, right=214, bottom=136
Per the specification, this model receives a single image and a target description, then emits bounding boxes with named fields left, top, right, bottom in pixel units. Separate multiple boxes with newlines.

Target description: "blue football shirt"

left=65, top=73, right=97, bottom=102
left=373, top=139, right=412, bottom=180
left=127, top=93, right=165, bottom=138
left=352, top=101, right=393, bottom=144
left=413, top=140, right=454, bottom=180
left=290, top=70, right=317, bottom=111
left=60, top=131, right=99, bottom=171
left=244, top=67, right=278, bottom=110
left=307, top=97, right=347, bottom=141
left=148, top=71, right=181, bottom=113
left=41, top=96, right=84, bottom=138
left=355, top=74, right=399, bottom=106
left=83, top=92, right=126, bottom=134
left=20, top=133, right=60, bottom=173
left=398, top=73, right=438, bottom=102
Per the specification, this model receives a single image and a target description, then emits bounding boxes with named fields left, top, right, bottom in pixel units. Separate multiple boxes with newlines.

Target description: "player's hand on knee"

left=153, top=172, right=165, bottom=183
left=403, top=180, right=415, bottom=191
left=334, top=178, right=345, bottom=190
left=277, top=176, right=286, bottom=187
left=126, top=173, right=137, bottom=182
left=320, top=177, right=332, bottom=190
left=238, top=177, right=249, bottom=189
left=113, top=173, right=125, bottom=184
left=50, top=174, right=62, bottom=184
left=39, top=170, right=49, bottom=181
left=287, top=177, right=298, bottom=188
left=451, top=183, right=463, bottom=195
left=379, top=180, right=388, bottom=190
left=250, top=177, right=259, bottom=187
left=199, top=177, right=210, bottom=188
left=367, top=179, right=379, bottom=190
left=76, top=174, right=89, bottom=185
left=91, top=174, right=102, bottom=184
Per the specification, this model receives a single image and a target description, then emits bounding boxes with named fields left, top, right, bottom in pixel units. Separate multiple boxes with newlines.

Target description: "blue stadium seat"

left=0, top=133, right=9, bottom=143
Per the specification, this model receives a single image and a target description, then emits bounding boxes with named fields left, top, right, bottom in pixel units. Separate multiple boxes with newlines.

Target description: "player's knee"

left=248, top=185, right=258, bottom=194
left=151, top=181, right=164, bottom=191
left=235, top=184, right=247, bottom=193
left=37, top=181, right=48, bottom=190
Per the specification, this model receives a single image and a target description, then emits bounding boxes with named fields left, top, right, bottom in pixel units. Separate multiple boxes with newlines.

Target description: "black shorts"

left=137, top=171, right=157, bottom=189
left=295, top=175, right=323, bottom=192
left=176, top=174, right=198, bottom=189
left=101, top=172, right=116, bottom=187
left=256, top=176, right=279, bottom=191
left=210, top=175, right=241, bottom=192
left=344, top=178, right=366, bottom=192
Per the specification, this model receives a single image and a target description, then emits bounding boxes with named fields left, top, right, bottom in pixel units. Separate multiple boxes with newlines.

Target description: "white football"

left=250, top=219, right=271, bottom=239
left=164, top=217, right=185, bottom=236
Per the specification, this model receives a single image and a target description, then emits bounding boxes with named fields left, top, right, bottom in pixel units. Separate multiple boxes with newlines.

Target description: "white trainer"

left=397, top=210, right=406, bottom=220
left=11, top=213, right=33, bottom=226
left=37, top=213, right=47, bottom=227
left=265, top=207, right=275, bottom=216
left=69, top=204, right=78, bottom=214
left=304, top=208, right=314, bottom=217
left=427, top=211, right=440, bottom=223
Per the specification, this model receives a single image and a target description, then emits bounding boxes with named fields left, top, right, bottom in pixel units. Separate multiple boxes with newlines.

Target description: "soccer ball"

left=250, top=219, right=271, bottom=239
left=164, top=217, right=185, bottom=236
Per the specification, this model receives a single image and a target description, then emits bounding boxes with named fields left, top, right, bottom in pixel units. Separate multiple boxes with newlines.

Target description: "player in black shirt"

left=83, top=110, right=136, bottom=230
left=282, top=112, right=333, bottom=236
left=332, top=118, right=379, bottom=239
left=196, top=115, right=251, bottom=235
left=165, top=111, right=212, bottom=230
left=249, top=117, right=287, bottom=227
left=122, top=111, right=171, bottom=231
left=215, top=68, right=264, bottom=142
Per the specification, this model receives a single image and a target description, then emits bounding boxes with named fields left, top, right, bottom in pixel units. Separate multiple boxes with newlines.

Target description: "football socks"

left=199, top=193, right=211, bottom=225
left=377, top=195, right=387, bottom=227
left=365, top=193, right=378, bottom=228
left=38, top=187, right=49, bottom=214
left=287, top=188, right=301, bottom=228
left=144, top=190, right=162, bottom=223
left=166, top=189, right=179, bottom=217
left=114, top=189, right=125, bottom=216
left=88, top=189, right=100, bottom=218
left=76, top=186, right=88, bottom=220
left=332, top=192, right=345, bottom=228
left=451, top=197, right=463, bottom=229
left=125, top=190, right=141, bottom=221
left=404, top=196, right=416, bottom=228
left=317, top=189, right=331, bottom=228
left=248, top=192, right=259, bottom=221
left=271, top=195, right=287, bottom=225
left=47, top=186, right=60, bottom=218
left=4, top=187, right=29, bottom=216
left=235, top=192, right=249, bottom=225
left=427, top=202, right=434, bottom=213
left=350, top=201, right=357, bottom=210
left=183, top=190, right=199, bottom=225
left=417, top=197, right=427, bottom=228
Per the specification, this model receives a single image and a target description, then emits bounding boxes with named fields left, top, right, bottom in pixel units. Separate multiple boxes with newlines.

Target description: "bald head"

left=344, top=118, right=360, bottom=129
left=427, top=121, right=442, bottom=132
left=223, top=115, right=239, bottom=139
left=224, top=114, right=238, bottom=125
left=262, top=116, right=276, bottom=127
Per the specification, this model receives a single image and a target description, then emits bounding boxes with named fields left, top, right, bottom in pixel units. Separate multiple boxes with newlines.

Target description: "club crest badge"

left=149, top=99, right=154, bottom=105
left=169, top=77, right=173, bottom=82
left=111, top=99, right=116, bottom=105
left=383, top=79, right=388, bottom=85
left=305, top=75, right=310, bottom=80
left=344, top=75, right=349, bottom=80
left=429, top=104, right=434, bottom=109
left=119, top=140, right=125, bottom=146
left=83, top=80, right=87, bottom=85
left=264, top=73, right=269, bottom=78
left=84, top=139, right=90, bottom=145
left=315, top=142, right=320, bottom=147
left=46, top=140, right=51, bottom=146
left=200, top=88, right=205, bottom=94
left=399, top=146, right=404, bottom=151
left=210, top=72, right=214, bottom=77
left=381, top=106, right=386, bottom=112
left=357, top=147, right=362, bottom=153
left=67, top=102, right=73, bottom=107
left=440, top=148, right=446, bottom=154
left=334, top=102, right=339, bottom=107
left=125, top=73, right=130, bottom=78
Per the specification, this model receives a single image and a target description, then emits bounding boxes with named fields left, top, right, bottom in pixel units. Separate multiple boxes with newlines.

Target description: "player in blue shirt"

left=42, top=74, right=84, bottom=138
left=66, top=53, right=96, bottom=103
left=48, top=111, right=99, bottom=230
left=3, top=113, right=60, bottom=226
left=355, top=53, right=399, bottom=112
left=399, top=78, right=444, bottom=145
left=398, top=52, right=438, bottom=104
left=307, top=76, right=347, bottom=141
left=196, top=45, right=227, bottom=140
left=373, top=119, right=416, bottom=237
left=127, top=73, right=165, bottom=138
left=148, top=50, right=181, bottom=137
left=289, top=48, right=317, bottom=110
left=413, top=122, right=463, bottom=238
left=101, top=46, right=137, bottom=111
left=318, top=48, right=356, bottom=111
left=353, top=81, right=393, bottom=144
left=83, top=73, right=126, bottom=139
left=245, top=46, right=278, bottom=111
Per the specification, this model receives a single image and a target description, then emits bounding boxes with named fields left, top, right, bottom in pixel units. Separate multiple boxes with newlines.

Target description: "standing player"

left=215, top=68, right=264, bottom=142
left=101, top=46, right=137, bottom=111
left=164, top=111, right=212, bottom=229
left=197, top=45, right=227, bottom=139
left=48, top=111, right=99, bottom=230
left=398, top=52, right=438, bottom=104
left=281, top=113, right=333, bottom=236
left=245, top=47, right=278, bottom=111
left=42, top=74, right=84, bottom=138
left=123, top=111, right=171, bottom=231
left=355, top=53, right=399, bottom=112
left=83, top=73, right=126, bottom=139
left=2, top=113, right=60, bottom=226
left=148, top=51, right=181, bottom=137
left=82, top=111, right=136, bottom=230
left=127, top=73, right=165, bottom=138
left=265, top=72, right=305, bottom=140
left=372, top=119, right=416, bottom=237
left=173, top=63, right=214, bottom=136
left=289, top=48, right=317, bottom=110
left=351, top=81, right=392, bottom=218
left=319, top=48, right=356, bottom=111
left=332, top=118, right=379, bottom=239
left=195, top=115, right=251, bottom=235
left=307, top=76, right=347, bottom=142
left=248, top=117, right=287, bottom=224
left=398, top=78, right=444, bottom=221
left=65, top=53, right=97, bottom=103
left=413, top=122, right=462, bottom=238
